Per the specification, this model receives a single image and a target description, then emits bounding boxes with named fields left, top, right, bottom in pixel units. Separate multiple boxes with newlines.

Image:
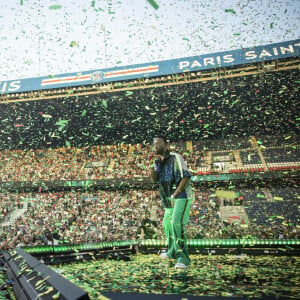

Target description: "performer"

left=150, top=136, right=192, bottom=269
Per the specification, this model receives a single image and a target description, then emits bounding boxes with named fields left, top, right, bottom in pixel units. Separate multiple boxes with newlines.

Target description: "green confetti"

left=147, top=0, right=159, bottom=10
left=51, top=254, right=299, bottom=299
left=102, top=99, right=107, bottom=108
left=70, top=41, right=78, bottom=47
left=49, top=5, right=62, bottom=10
left=225, top=8, right=236, bottom=14
left=55, top=119, right=69, bottom=126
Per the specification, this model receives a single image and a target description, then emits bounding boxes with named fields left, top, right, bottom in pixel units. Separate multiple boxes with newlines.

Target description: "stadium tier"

left=0, top=67, right=299, bottom=149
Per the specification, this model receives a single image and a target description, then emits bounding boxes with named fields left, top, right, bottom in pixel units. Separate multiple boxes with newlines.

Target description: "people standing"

left=150, top=136, right=192, bottom=269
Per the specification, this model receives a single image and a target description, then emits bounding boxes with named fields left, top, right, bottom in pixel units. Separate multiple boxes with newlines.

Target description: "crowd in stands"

left=0, top=133, right=299, bottom=250
left=1, top=69, right=299, bottom=151
left=245, top=200, right=298, bottom=226
left=263, top=147, right=300, bottom=163
left=256, top=134, right=300, bottom=148
left=0, top=186, right=299, bottom=250
left=271, top=186, right=300, bottom=201
left=0, top=200, right=14, bottom=224
left=0, top=190, right=161, bottom=249
left=0, top=144, right=153, bottom=182
left=0, top=137, right=299, bottom=183
left=193, top=137, right=251, bottom=152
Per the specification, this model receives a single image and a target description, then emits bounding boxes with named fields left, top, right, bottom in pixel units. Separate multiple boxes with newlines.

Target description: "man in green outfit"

left=150, top=136, right=192, bottom=269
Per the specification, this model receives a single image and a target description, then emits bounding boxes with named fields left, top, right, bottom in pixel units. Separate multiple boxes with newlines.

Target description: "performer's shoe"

left=175, top=262, right=189, bottom=269
left=160, top=252, right=171, bottom=259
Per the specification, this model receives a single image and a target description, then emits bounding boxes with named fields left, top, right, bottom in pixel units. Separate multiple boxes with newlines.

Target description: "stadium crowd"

left=0, top=185, right=299, bottom=250
left=0, top=144, right=155, bottom=182
left=0, top=69, right=299, bottom=151
left=0, top=133, right=299, bottom=250
left=0, top=138, right=299, bottom=182
left=0, top=70, right=299, bottom=250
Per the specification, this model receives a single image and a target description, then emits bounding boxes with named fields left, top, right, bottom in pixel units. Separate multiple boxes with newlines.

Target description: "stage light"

left=21, top=239, right=300, bottom=255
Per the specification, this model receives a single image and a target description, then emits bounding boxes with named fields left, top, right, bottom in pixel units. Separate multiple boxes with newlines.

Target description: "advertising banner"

left=1, top=39, right=299, bottom=95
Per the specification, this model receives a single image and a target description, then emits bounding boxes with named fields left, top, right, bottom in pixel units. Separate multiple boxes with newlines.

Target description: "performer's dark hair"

left=155, top=135, right=168, bottom=144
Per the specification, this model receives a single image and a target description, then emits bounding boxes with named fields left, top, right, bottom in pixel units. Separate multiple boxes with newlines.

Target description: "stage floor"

left=50, top=253, right=300, bottom=299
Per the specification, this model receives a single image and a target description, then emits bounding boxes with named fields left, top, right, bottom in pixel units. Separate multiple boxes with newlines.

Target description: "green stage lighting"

left=21, top=239, right=300, bottom=254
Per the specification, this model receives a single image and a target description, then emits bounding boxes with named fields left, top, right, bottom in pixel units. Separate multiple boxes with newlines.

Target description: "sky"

left=0, top=0, right=299, bottom=81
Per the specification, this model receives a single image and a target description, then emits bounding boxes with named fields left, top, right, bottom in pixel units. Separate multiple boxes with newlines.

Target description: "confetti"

left=147, top=0, right=159, bottom=10
left=49, top=5, right=62, bottom=10
left=70, top=41, right=78, bottom=47
left=225, top=8, right=236, bottom=14
left=51, top=254, right=300, bottom=299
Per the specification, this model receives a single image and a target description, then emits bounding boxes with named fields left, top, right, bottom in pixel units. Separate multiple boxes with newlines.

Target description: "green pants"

left=163, top=198, right=191, bottom=265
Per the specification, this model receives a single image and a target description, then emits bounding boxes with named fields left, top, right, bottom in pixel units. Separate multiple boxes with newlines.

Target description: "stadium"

left=0, top=8, right=299, bottom=299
